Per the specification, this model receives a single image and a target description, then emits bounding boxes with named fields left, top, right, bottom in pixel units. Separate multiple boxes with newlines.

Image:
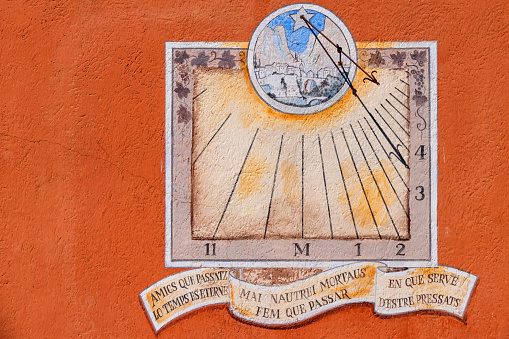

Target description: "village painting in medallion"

left=248, top=4, right=357, bottom=115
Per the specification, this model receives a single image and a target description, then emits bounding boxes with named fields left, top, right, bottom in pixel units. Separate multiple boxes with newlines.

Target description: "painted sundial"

left=165, top=3, right=437, bottom=267
left=247, top=4, right=357, bottom=115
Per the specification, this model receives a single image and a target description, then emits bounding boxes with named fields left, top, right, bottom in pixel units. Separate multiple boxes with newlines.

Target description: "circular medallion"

left=247, top=3, right=357, bottom=115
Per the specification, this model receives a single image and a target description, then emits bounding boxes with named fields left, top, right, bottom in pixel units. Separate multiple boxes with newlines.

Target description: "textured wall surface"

left=1, top=0, right=508, bottom=337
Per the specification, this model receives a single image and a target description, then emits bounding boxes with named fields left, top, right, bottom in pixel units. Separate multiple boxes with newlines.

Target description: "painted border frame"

left=164, top=41, right=438, bottom=268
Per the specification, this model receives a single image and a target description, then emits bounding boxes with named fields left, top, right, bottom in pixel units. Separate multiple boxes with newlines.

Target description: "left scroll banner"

left=139, top=263, right=476, bottom=332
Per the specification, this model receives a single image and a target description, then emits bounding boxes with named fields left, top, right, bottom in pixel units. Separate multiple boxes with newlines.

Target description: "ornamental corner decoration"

left=140, top=3, right=476, bottom=332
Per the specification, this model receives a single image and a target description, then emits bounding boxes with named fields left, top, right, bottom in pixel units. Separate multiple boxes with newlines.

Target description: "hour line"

left=342, top=128, right=381, bottom=239
left=386, top=97, right=410, bottom=123
left=301, top=134, right=304, bottom=239
left=364, top=117, right=410, bottom=192
left=193, top=89, right=207, bottom=100
left=400, top=79, right=410, bottom=86
left=375, top=107, right=409, bottom=152
left=395, top=87, right=409, bottom=99
left=379, top=104, right=410, bottom=138
left=390, top=92, right=411, bottom=111
left=192, top=113, right=232, bottom=167
left=331, top=131, right=358, bottom=238
left=318, top=135, right=334, bottom=239
left=264, top=134, right=284, bottom=239
left=361, top=100, right=409, bottom=168
left=213, top=128, right=259, bottom=238
left=358, top=121, right=409, bottom=218
left=350, top=124, right=401, bottom=240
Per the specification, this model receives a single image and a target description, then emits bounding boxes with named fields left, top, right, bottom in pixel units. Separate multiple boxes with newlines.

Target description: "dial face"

left=247, top=4, right=357, bottom=115
left=165, top=14, right=437, bottom=268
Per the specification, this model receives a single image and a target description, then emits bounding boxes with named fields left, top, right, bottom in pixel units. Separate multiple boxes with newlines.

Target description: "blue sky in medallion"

left=267, top=9, right=326, bottom=53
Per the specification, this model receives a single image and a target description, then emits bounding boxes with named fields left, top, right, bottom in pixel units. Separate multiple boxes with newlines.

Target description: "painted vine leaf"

left=411, top=50, right=427, bottom=66
left=174, top=50, right=190, bottom=64
left=177, top=105, right=191, bottom=124
left=390, top=51, right=406, bottom=67
left=218, top=51, right=235, bottom=68
left=191, top=52, right=210, bottom=67
left=367, top=51, right=385, bottom=67
left=174, top=82, right=190, bottom=99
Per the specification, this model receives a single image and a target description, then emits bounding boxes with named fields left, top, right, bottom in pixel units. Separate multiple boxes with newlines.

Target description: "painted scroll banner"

left=140, top=264, right=477, bottom=332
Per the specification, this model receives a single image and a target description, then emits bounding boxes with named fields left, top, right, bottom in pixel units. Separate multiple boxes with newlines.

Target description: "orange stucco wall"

left=1, top=0, right=508, bottom=337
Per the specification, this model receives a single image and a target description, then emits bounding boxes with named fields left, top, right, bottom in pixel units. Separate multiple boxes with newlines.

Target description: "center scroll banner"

left=139, top=263, right=477, bottom=332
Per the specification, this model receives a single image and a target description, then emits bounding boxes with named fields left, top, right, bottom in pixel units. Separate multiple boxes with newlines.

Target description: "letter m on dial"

left=294, top=243, right=310, bottom=256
